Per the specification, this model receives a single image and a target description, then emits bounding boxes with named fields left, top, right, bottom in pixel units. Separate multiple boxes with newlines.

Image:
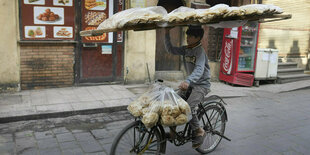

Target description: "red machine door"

left=220, top=28, right=235, bottom=75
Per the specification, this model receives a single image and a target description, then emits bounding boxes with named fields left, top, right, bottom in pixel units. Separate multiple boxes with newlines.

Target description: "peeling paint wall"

left=0, top=0, right=20, bottom=92
left=123, top=0, right=158, bottom=83
left=124, top=30, right=156, bottom=83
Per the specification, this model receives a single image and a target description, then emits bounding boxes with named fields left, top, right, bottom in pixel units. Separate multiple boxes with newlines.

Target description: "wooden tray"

left=80, top=14, right=291, bottom=37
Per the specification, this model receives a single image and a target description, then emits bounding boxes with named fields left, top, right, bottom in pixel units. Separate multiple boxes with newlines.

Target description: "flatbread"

left=97, top=6, right=167, bottom=30
left=165, top=6, right=196, bottom=23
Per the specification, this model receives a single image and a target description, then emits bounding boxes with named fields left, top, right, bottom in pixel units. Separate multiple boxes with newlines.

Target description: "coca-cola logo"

left=223, top=40, right=233, bottom=73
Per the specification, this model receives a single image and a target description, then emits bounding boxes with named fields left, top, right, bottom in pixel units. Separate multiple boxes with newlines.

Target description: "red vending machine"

left=219, top=21, right=260, bottom=86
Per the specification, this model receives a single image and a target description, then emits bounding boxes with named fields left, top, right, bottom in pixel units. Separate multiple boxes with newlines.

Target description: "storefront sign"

left=81, top=0, right=112, bottom=43
left=84, top=27, right=107, bottom=41
left=20, top=0, right=75, bottom=40
left=229, top=27, right=238, bottom=39
left=101, top=45, right=112, bottom=54
left=117, top=32, right=123, bottom=42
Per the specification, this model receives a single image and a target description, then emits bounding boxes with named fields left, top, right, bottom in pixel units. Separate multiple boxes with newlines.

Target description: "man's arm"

left=164, top=29, right=185, bottom=55
left=186, top=50, right=205, bottom=84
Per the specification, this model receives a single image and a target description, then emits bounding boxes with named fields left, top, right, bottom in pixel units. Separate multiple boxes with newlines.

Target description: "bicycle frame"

left=129, top=95, right=231, bottom=154
left=158, top=100, right=230, bottom=153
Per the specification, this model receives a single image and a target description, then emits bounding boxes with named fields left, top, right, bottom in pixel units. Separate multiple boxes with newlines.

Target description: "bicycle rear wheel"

left=196, top=104, right=226, bottom=154
left=110, top=120, right=162, bottom=155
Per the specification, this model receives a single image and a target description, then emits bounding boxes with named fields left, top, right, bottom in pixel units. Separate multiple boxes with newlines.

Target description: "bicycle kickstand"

left=212, top=130, right=231, bottom=141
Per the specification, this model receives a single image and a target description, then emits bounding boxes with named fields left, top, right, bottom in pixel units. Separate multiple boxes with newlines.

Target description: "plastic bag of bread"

left=177, top=99, right=191, bottom=116
left=127, top=83, right=191, bottom=128
left=160, top=115, right=176, bottom=126
left=142, top=112, right=159, bottom=128
left=175, top=114, right=188, bottom=125
left=127, top=101, right=143, bottom=117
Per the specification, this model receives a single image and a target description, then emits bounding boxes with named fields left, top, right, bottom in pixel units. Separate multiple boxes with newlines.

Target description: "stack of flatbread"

left=95, top=4, right=283, bottom=31
left=164, top=6, right=196, bottom=23
left=97, top=6, right=167, bottom=30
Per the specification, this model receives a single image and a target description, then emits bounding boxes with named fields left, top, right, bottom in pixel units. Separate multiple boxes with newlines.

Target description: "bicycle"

left=110, top=88, right=231, bottom=155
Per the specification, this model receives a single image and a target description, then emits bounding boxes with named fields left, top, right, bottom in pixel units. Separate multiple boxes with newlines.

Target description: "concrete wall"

left=123, top=0, right=158, bottom=84
left=0, top=0, right=20, bottom=92
left=124, top=30, right=156, bottom=83
left=258, top=0, right=310, bottom=69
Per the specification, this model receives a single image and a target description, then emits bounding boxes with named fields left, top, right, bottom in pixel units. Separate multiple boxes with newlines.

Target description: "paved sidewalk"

left=0, top=79, right=310, bottom=123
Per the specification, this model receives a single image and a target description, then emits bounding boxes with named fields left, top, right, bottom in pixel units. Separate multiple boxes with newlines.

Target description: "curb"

left=0, top=95, right=245, bottom=124
left=0, top=105, right=128, bottom=124
left=279, top=86, right=310, bottom=93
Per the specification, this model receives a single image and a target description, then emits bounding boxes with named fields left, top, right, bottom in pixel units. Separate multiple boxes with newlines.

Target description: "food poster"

left=82, top=0, right=113, bottom=43
left=20, top=0, right=75, bottom=40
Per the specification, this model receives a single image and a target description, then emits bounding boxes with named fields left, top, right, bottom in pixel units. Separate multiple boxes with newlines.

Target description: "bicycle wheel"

left=196, top=104, right=226, bottom=154
left=110, top=120, right=162, bottom=155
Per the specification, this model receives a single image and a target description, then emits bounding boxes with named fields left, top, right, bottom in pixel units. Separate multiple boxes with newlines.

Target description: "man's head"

left=186, top=25, right=204, bottom=46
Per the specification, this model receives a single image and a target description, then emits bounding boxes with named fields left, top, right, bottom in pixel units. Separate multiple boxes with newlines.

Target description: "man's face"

left=186, top=35, right=200, bottom=46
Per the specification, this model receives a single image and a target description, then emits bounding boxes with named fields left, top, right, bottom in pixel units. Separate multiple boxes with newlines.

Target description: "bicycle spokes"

left=196, top=105, right=227, bottom=154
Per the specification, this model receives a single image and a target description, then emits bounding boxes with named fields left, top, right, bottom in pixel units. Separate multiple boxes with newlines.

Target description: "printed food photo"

left=85, top=0, right=106, bottom=10
left=37, top=8, right=60, bottom=21
left=25, top=26, right=45, bottom=38
left=54, top=26, right=73, bottom=38
left=34, top=7, right=64, bottom=25
left=53, top=0, right=73, bottom=6
left=85, top=12, right=106, bottom=25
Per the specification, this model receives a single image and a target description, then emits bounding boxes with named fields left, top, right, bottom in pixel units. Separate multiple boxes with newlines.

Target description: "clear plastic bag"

left=127, top=83, right=191, bottom=128
left=195, top=4, right=230, bottom=22
left=164, top=6, right=196, bottom=23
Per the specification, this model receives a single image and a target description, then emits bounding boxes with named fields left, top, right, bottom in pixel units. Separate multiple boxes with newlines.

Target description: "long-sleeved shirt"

left=165, top=34, right=211, bottom=89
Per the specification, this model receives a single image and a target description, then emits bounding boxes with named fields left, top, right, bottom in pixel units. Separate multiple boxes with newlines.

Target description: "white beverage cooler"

left=254, top=48, right=278, bottom=86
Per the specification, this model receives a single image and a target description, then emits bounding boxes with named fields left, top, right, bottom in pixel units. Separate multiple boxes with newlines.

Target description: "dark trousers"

left=178, top=86, right=210, bottom=131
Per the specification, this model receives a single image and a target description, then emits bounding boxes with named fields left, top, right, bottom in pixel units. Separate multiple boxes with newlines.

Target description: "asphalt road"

left=0, top=88, right=310, bottom=155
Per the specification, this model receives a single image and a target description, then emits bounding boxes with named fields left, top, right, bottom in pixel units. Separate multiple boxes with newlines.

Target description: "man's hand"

left=178, top=81, right=189, bottom=91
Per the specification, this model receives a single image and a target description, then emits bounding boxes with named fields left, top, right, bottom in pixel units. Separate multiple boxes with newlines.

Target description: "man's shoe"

left=192, top=130, right=206, bottom=149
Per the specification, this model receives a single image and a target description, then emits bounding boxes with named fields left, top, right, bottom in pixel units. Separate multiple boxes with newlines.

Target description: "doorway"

left=155, top=0, right=184, bottom=71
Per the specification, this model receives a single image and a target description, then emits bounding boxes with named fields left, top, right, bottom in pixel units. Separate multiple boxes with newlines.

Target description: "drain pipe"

left=146, top=63, right=151, bottom=83
left=124, top=67, right=129, bottom=84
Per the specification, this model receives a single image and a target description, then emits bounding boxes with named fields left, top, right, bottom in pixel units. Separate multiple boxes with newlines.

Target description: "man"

left=164, top=25, right=211, bottom=148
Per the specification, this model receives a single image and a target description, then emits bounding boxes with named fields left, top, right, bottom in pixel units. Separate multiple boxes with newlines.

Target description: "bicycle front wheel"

left=196, top=104, right=226, bottom=154
left=110, top=120, right=162, bottom=155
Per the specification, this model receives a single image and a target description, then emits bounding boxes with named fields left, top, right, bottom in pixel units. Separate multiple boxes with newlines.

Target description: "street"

left=0, top=88, right=310, bottom=155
